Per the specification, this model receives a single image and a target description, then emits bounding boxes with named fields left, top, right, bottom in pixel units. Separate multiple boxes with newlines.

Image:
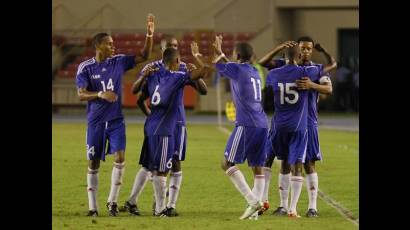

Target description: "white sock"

left=107, top=162, right=125, bottom=203
left=262, top=167, right=272, bottom=202
left=152, top=175, right=167, bottom=213
left=306, top=172, right=319, bottom=210
left=167, top=171, right=183, bottom=209
left=289, top=176, right=304, bottom=213
left=279, top=173, right=290, bottom=209
left=87, top=168, right=99, bottom=211
left=252, top=174, right=265, bottom=202
left=225, top=166, right=258, bottom=205
left=128, top=167, right=150, bottom=205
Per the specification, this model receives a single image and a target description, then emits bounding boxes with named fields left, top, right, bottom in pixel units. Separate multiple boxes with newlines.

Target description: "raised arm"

left=189, top=42, right=208, bottom=95
left=258, top=41, right=298, bottom=69
left=212, top=35, right=230, bottom=64
left=314, top=43, right=337, bottom=73
left=135, top=13, right=155, bottom=64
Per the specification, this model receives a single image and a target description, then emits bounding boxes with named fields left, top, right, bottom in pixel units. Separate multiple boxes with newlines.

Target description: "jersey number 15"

left=278, top=82, right=299, bottom=104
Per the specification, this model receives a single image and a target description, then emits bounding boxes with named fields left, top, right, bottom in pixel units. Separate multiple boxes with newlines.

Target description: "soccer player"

left=207, top=35, right=269, bottom=220
left=260, top=37, right=335, bottom=217
left=265, top=44, right=321, bottom=217
left=122, top=35, right=207, bottom=217
left=134, top=48, right=208, bottom=216
left=75, top=14, right=155, bottom=217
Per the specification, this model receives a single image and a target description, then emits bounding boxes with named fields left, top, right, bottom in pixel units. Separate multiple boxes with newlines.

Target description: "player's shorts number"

left=151, top=85, right=161, bottom=105
left=278, top=82, right=299, bottom=104
left=250, top=78, right=262, bottom=101
left=166, top=158, right=173, bottom=169
left=101, top=78, right=114, bottom=92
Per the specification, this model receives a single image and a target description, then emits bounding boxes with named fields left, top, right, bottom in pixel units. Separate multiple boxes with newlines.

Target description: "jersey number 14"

left=101, top=78, right=114, bottom=92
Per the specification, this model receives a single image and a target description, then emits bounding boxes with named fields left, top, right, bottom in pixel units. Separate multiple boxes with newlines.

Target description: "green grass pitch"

left=53, top=123, right=358, bottom=230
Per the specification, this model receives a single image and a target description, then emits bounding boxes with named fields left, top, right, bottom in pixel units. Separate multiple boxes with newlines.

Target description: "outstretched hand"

left=314, top=43, right=325, bottom=52
left=212, top=35, right=223, bottom=55
left=191, top=41, right=202, bottom=57
left=278, top=41, right=298, bottom=50
left=146, top=13, right=155, bottom=35
left=142, top=64, right=159, bottom=78
left=187, top=63, right=197, bottom=72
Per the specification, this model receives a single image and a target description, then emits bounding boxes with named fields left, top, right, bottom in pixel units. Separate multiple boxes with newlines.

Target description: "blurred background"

left=52, top=0, right=359, bottom=124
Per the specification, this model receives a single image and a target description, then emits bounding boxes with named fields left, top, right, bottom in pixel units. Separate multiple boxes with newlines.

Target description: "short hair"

left=92, top=32, right=110, bottom=49
left=297, top=36, right=315, bottom=45
left=162, top=47, right=179, bottom=65
left=160, top=34, right=177, bottom=50
left=235, top=43, right=253, bottom=62
left=285, top=45, right=299, bottom=60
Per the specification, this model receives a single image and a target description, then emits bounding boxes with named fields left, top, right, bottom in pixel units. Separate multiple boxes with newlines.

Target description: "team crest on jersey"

left=91, top=74, right=101, bottom=79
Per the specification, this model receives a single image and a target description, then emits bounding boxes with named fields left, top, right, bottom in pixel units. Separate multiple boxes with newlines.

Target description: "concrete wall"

left=293, top=8, right=359, bottom=59
left=52, top=0, right=231, bottom=31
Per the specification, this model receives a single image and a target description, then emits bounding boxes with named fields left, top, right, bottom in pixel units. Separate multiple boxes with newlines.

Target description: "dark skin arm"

left=212, top=35, right=230, bottom=64
left=135, top=14, right=155, bottom=64
left=258, top=41, right=298, bottom=69
left=186, top=63, right=208, bottom=95
left=136, top=91, right=151, bottom=116
left=77, top=88, right=118, bottom=102
left=189, top=42, right=209, bottom=95
left=295, top=77, right=332, bottom=95
left=314, top=43, right=337, bottom=73
left=131, top=64, right=158, bottom=94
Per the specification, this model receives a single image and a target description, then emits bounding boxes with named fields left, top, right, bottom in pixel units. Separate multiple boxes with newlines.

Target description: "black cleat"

left=87, top=210, right=98, bottom=217
left=306, top=208, right=319, bottom=218
left=153, top=208, right=168, bottom=217
left=106, top=202, right=119, bottom=217
left=164, top=207, right=179, bottom=217
left=122, top=201, right=140, bottom=216
left=272, top=207, right=288, bottom=216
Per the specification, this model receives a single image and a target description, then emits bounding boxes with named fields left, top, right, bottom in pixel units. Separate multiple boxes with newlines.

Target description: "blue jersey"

left=269, top=59, right=329, bottom=127
left=266, top=64, right=320, bottom=132
left=139, top=60, right=195, bottom=125
left=143, top=67, right=190, bottom=136
left=215, top=62, right=268, bottom=128
left=303, top=62, right=330, bottom=127
left=76, top=55, right=136, bottom=125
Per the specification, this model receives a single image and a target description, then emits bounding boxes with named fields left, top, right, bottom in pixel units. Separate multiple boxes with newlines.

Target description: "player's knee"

left=291, top=162, right=303, bottom=176
left=114, top=151, right=125, bottom=163
left=172, top=159, right=181, bottom=172
left=281, top=161, right=291, bottom=174
left=88, top=160, right=100, bottom=170
left=304, top=161, right=316, bottom=174
left=264, top=156, right=274, bottom=168
left=221, top=159, right=234, bottom=171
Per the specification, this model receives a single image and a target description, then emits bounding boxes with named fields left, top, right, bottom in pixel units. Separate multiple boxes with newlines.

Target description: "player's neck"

left=95, top=52, right=109, bottom=63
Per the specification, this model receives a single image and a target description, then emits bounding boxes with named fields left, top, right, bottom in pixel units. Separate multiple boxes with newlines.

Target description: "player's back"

left=215, top=62, right=268, bottom=128
left=266, top=64, right=309, bottom=132
left=141, top=60, right=189, bottom=125
left=143, top=67, right=188, bottom=136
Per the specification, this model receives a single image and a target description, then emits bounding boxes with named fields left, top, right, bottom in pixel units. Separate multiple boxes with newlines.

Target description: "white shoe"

left=239, top=201, right=262, bottom=220
left=288, top=211, right=301, bottom=218
left=248, top=212, right=259, bottom=220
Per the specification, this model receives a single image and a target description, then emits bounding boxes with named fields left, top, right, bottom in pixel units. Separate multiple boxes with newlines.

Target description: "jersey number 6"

left=151, top=85, right=161, bottom=105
